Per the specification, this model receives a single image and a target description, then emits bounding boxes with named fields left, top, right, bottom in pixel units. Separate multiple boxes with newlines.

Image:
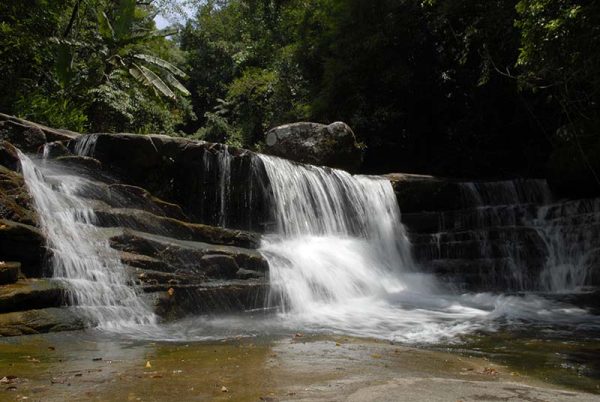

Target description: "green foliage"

left=15, top=93, right=88, bottom=132
left=1, top=0, right=599, bottom=181
left=0, top=0, right=194, bottom=134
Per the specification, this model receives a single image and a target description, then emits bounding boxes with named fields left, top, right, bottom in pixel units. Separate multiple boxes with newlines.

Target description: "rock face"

left=392, top=175, right=600, bottom=291
left=71, top=134, right=271, bottom=231
left=263, top=121, right=363, bottom=172
left=0, top=113, right=77, bottom=152
left=0, top=114, right=271, bottom=337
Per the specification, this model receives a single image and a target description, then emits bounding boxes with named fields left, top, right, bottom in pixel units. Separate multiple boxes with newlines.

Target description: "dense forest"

left=1, top=0, right=599, bottom=190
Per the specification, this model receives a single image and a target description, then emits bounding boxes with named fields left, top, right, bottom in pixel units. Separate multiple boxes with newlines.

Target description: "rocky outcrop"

left=0, top=279, right=65, bottom=313
left=0, top=166, right=37, bottom=225
left=0, top=262, right=20, bottom=285
left=0, top=114, right=271, bottom=336
left=110, top=230, right=268, bottom=279
left=0, top=220, right=45, bottom=277
left=0, top=113, right=77, bottom=153
left=263, top=121, right=363, bottom=172
left=71, top=134, right=271, bottom=231
left=95, top=208, right=260, bottom=249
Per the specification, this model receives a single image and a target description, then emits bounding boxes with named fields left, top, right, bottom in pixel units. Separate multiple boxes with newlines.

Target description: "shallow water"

left=1, top=330, right=597, bottom=401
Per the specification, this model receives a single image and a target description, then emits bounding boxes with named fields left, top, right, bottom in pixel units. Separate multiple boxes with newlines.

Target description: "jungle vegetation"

left=1, top=0, right=598, bottom=182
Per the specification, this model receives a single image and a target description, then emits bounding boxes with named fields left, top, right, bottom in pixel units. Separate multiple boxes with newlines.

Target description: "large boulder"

left=0, top=113, right=78, bottom=151
left=0, top=166, right=37, bottom=226
left=263, top=121, right=363, bottom=171
left=0, top=220, right=45, bottom=277
left=0, top=307, right=84, bottom=336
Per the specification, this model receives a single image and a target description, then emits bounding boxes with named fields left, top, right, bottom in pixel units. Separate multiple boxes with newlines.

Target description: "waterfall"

left=18, top=151, right=156, bottom=330
left=445, top=180, right=594, bottom=292
left=257, top=155, right=461, bottom=340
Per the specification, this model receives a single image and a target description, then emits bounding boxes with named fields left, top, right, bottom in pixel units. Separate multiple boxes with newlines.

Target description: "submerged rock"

left=263, top=121, right=363, bottom=172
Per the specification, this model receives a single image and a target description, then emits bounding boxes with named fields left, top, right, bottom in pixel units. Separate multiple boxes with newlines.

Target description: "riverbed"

left=0, top=330, right=598, bottom=401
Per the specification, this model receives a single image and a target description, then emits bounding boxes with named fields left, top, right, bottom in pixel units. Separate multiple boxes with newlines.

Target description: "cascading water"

left=457, top=180, right=595, bottom=292
left=18, top=151, right=156, bottom=330
left=256, top=156, right=600, bottom=342
left=257, top=155, right=480, bottom=341
left=19, top=133, right=600, bottom=343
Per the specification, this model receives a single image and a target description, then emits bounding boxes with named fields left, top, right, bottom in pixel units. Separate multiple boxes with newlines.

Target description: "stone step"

left=421, top=258, right=543, bottom=291
left=94, top=208, right=260, bottom=249
left=0, top=220, right=45, bottom=277
left=110, top=229, right=268, bottom=275
left=0, top=307, right=84, bottom=337
left=154, top=280, right=268, bottom=320
left=0, top=279, right=66, bottom=314
left=0, top=261, right=20, bottom=284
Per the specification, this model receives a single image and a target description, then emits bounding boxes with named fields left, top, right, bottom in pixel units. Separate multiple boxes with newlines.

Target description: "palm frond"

left=134, top=54, right=187, bottom=78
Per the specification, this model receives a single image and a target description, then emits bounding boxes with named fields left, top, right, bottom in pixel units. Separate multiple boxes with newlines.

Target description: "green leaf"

left=113, top=0, right=136, bottom=41
left=134, top=54, right=187, bottom=78
left=56, top=43, right=74, bottom=88
left=98, top=11, right=115, bottom=40
left=133, top=64, right=176, bottom=99
left=165, top=73, right=191, bottom=96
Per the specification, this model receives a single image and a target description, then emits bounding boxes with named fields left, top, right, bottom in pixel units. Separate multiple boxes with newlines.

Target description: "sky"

left=154, top=1, right=196, bottom=29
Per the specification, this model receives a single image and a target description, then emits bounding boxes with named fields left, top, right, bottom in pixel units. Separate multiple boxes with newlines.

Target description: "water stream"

left=257, top=155, right=600, bottom=342
left=18, top=152, right=157, bottom=330
left=17, top=140, right=600, bottom=344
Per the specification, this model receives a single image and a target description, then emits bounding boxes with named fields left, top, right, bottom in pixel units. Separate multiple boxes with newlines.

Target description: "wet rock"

left=0, top=120, right=46, bottom=152
left=0, top=279, right=65, bottom=313
left=236, top=268, right=264, bottom=280
left=41, top=141, right=71, bottom=159
left=0, top=262, right=20, bottom=285
left=0, top=141, right=20, bottom=171
left=0, top=113, right=78, bottom=144
left=200, top=255, right=239, bottom=279
left=154, top=281, right=268, bottom=319
left=108, top=184, right=187, bottom=221
left=386, top=173, right=463, bottom=213
left=96, top=209, right=260, bottom=248
left=263, top=121, right=363, bottom=172
left=0, top=220, right=45, bottom=277
left=109, top=230, right=268, bottom=274
left=55, top=155, right=102, bottom=171
left=0, top=166, right=37, bottom=226
left=120, top=251, right=172, bottom=273
left=0, top=307, right=85, bottom=336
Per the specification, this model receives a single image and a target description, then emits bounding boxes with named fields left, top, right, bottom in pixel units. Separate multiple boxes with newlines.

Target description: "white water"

left=459, top=180, right=595, bottom=292
left=18, top=152, right=156, bottom=330
left=18, top=137, right=600, bottom=343
left=256, top=156, right=600, bottom=342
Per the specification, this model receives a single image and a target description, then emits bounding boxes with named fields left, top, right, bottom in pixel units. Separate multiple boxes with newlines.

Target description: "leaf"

left=56, top=43, right=74, bottom=88
left=134, top=54, right=187, bottom=78
left=129, top=65, right=148, bottom=84
left=139, top=65, right=176, bottom=99
left=165, top=73, right=190, bottom=96
left=113, top=0, right=136, bottom=41
left=97, top=11, right=114, bottom=40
